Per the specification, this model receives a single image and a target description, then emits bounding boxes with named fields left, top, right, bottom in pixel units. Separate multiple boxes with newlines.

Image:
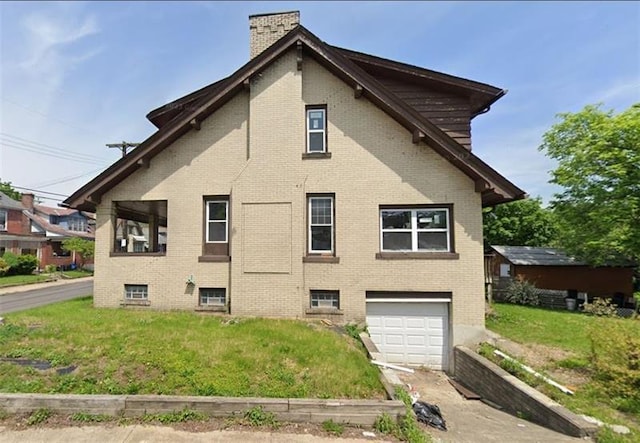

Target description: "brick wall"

left=93, top=46, right=487, bottom=348
left=249, top=11, right=300, bottom=59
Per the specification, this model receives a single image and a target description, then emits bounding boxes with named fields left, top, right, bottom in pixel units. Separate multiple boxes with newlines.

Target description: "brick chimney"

left=21, top=193, right=34, bottom=212
left=249, top=11, right=300, bottom=59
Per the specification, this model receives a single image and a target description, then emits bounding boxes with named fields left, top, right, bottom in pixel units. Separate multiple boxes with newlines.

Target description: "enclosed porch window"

left=113, top=200, right=167, bottom=254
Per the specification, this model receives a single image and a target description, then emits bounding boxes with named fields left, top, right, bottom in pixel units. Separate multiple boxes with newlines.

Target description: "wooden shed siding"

left=376, top=76, right=472, bottom=149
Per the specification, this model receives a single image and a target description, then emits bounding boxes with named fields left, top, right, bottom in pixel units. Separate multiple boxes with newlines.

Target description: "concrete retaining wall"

left=0, top=394, right=405, bottom=426
left=454, top=346, right=597, bottom=438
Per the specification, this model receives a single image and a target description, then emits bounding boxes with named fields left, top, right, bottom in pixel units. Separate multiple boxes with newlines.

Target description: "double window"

left=308, top=195, right=334, bottom=254
left=306, top=107, right=326, bottom=153
left=380, top=206, right=452, bottom=252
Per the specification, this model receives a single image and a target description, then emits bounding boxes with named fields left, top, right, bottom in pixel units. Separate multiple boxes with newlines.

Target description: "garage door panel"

left=366, top=301, right=448, bottom=369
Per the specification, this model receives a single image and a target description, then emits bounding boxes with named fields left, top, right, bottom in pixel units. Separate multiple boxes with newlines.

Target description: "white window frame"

left=199, top=288, right=226, bottom=307
left=206, top=200, right=228, bottom=243
left=125, top=284, right=148, bottom=300
left=380, top=207, right=451, bottom=252
left=308, top=196, right=334, bottom=254
left=306, top=107, right=326, bottom=153
left=0, top=210, right=6, bottom=231
left=310, top=290, right=340, bottom=309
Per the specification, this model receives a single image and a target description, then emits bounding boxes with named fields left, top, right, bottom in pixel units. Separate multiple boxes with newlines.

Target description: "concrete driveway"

left=397, top=370, right=586, bottom=443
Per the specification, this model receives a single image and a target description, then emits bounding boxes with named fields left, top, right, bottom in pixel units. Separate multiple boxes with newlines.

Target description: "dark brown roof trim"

left=64, top=25, right=524, bottom=212
left=334, top=46, right=505, bottom=118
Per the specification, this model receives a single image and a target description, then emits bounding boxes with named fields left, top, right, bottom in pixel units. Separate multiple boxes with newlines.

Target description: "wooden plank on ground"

left=449, top=378, right=481, bottom=400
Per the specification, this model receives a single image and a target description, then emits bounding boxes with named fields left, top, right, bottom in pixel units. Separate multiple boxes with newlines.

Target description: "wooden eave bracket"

left=87, top=193, right=101, bottom=205
left=412, top=129, right=426, bottom=144
left=296, top=41, right=303, bottom=71
left=137, top=157, right=150, bottom=169
left=354, top=84, right=364, bottom=98
left=475, top=179, right=491, bottom=193
left=190, top=118, right=201, bottom=131
left=242, top=78, right=250, bottom=91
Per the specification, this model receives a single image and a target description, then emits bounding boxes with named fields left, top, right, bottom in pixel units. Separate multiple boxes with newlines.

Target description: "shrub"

left=583, top=298, right=617, bottom=317
left=2, top=253, right=39, bottom=276
left=0, top=258, right=9, bottom=276
left=589, top=318, right=640, bottom=413
left=44, top=264, right=58, bottom=274
left=504, top=278, right=539, bottom=306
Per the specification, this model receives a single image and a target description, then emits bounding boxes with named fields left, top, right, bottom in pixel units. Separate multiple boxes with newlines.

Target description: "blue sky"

left=1, top=1, right=638, bottom=206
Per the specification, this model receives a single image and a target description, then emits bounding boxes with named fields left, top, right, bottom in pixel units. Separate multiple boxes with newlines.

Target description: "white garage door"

left=366, top=301, right=448, bottom=369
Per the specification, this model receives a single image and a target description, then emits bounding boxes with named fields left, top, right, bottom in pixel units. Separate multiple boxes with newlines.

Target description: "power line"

left=1, top=141, right=109, bottom=166
left=11, top=186, right=69, bottom=198
left=32, top=167, right=106, bottom=188
left=1, top=133, right=112, bottom=164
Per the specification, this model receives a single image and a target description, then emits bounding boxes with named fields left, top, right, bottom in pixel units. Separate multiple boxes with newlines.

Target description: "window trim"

left=379, top=204, right=454, bottom=253
left=0, top=209, right=6, bottom=231
left=308, top=195, right=334, bottom=255
left=306, top=106, right=327, bottom=153
left=199, top=288, right=226, bottom=307
left=205, top=200, right=229, bottom=243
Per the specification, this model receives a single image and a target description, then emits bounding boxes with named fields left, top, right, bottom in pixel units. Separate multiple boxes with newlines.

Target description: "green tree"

left=483, top=197, right=557, bottom=248
left=539, top=103, right=640, bottom=265
left=62, top=238, right=95, bottom=268
left=0, top=180, right=21, bottom=200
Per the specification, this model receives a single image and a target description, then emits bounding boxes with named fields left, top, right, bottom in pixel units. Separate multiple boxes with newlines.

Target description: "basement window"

left=112, top=200, right=167, bottom=255
left=310, top=290, right=340, bottom=309
left=200, top=288, right=226, bottom=307
left=124, top=284, right=148, bottom=300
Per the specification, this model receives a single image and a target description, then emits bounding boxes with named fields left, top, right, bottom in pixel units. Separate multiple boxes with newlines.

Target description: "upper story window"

left=67, top=217, right=87, bottom=232
left=206, top=200, right=228, bottom=243
left=201, top=197, right=230, bottom=260
left=308, top=195, right=334, bottom=254
left=306, top=106, right=326, bottom=153
left=0, top=210, right=6, bottom=231
left=380, top=206, right=452, bottom=252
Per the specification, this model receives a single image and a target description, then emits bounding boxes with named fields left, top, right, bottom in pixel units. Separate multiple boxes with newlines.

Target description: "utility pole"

left=106, top=141, right=140, bottom=158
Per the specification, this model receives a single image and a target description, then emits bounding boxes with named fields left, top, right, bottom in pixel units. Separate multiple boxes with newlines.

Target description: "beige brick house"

left=65, top=12, right=524, bottom=370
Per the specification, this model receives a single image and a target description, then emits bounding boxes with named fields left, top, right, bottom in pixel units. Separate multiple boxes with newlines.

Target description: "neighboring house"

left=0, top=191, right=94, bottom=269
left=24, top=202, right=95, bottom=269
left=489, top=245, right=636, bottom=307
left=63, top=11, right=524, bottom=370
left=0, top=191, right=44, bottom=257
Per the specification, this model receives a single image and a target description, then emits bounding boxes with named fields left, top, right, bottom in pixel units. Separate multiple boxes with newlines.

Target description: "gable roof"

left=0, top=191, right=24, bottom=211
left=24, top=211, right=94, bottom=239
left=34, top=204, right=82, bottom=217
left=64, top=25, right=525, bottom=212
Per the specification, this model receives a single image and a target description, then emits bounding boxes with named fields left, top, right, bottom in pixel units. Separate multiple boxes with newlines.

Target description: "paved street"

left=0, top=279, right=93, bottom=314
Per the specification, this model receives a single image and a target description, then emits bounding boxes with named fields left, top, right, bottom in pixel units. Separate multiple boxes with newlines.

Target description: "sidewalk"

left=0, top=425, right=385, bottom=443
left=0, top=276, right=93, bottom=296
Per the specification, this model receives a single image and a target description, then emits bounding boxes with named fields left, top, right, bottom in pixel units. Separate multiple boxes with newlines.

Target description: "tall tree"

left=539, top=103, right=640, bottom=265
left=62, top=238, right=95, bottom=268
left=0, top=180, right=21, bottom=201
left=483, top=197, right=557, bottom=248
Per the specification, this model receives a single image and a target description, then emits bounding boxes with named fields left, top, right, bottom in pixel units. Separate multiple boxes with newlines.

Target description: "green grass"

left=0, top=274, right=52, bottom=288
left=487, top=303, right=640, bottom=441
left=0, top=297, right=384, bottom=399
left=60, top=270, right=93, bottom=279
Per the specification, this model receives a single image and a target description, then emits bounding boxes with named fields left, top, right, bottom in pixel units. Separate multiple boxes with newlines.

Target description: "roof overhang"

left=64, top=25, right=524, bottom=212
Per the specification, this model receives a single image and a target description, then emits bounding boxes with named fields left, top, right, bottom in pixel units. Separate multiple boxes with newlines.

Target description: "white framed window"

left=308, top=196, right=334, bottom=254
left=199, top=288, right=226, bottom=306
left=125, top=284, right=148, bottom=300
left=380, top=207, right=451, bottom=252
left=0, top=210, right=6, bottom=231
left=206, top=200, right=228, bottom=243
left=310, top=290, right=339, bottom=309
left=306, top=107, right=326, bottom=153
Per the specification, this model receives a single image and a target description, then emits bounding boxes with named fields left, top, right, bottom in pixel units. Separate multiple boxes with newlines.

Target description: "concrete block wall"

left=453, top=346, right=597, bottom=438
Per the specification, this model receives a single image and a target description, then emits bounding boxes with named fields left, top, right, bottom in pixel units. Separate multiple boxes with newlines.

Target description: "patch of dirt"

left=0, top=413, right=400, bottom=441
left=486, top=337, right=590, bottom=389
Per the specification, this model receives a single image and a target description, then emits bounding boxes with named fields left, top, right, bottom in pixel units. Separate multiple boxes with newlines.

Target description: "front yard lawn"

left=486, top=303, right=640, bottom=442
left=0, top=274, right=52, bottom=288
left=0, top=297, right=385, bottom=399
